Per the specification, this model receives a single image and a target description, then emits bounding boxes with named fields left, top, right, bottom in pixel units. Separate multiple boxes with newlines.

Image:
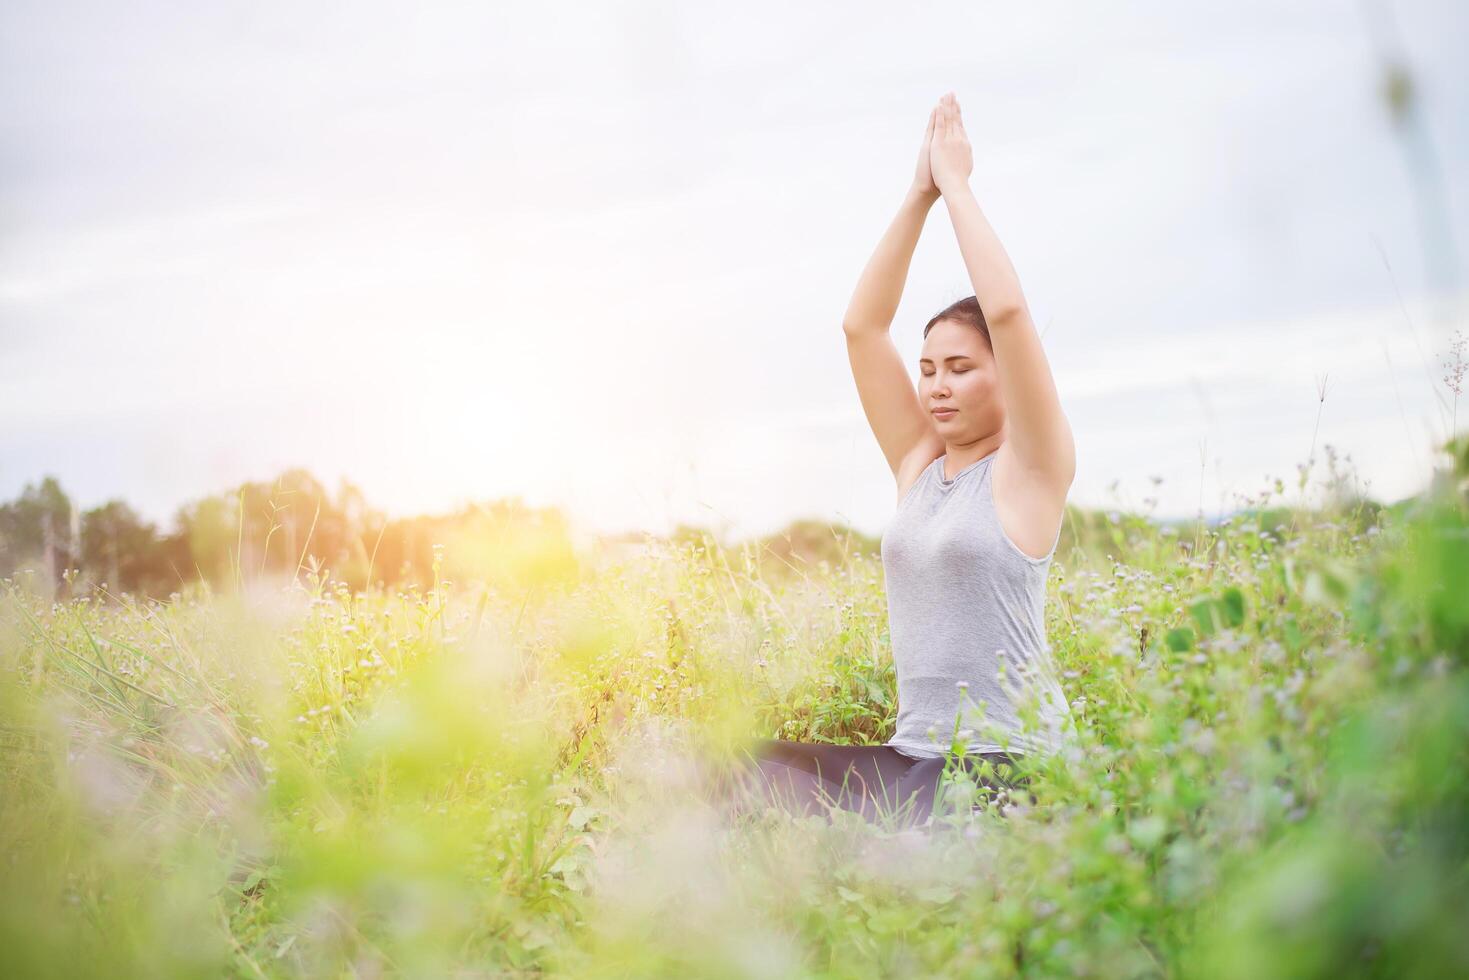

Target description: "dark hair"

left=922, top=295, right=992, bottom=350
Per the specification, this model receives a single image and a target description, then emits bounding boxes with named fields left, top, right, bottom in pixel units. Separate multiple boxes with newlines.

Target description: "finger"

left=924, top=106, right=936, bottom=140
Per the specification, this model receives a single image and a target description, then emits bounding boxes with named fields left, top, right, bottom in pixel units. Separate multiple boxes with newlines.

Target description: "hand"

left=929, top=92, right=973, bottom=196
left=912, top=105, right=939, bottom=200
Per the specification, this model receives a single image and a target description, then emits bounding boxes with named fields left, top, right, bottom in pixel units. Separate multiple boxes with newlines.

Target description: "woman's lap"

left=742, top=739, right=916, bottom=822
left=724, top=738, right=1025, bottom=827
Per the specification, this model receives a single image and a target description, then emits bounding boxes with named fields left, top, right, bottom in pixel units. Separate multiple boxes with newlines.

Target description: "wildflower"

left=955, top=680, right=969, bottom=692
left=1441, top=328, right=1466, bottom=396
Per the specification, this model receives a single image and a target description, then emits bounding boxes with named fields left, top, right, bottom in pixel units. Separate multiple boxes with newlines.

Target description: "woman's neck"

left=943, top=433, right=1005, bottom=479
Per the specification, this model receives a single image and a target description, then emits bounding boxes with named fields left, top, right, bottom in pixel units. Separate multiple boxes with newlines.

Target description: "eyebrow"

left=918, top=355, right=974, bottom=365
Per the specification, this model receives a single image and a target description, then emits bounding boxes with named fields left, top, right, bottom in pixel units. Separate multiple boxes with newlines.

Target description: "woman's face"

left=918, top=318, right=1004, bottom=438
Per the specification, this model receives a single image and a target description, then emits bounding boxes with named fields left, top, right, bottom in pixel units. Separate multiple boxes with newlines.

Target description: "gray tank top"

left=879, top=448, right=1073, bottom=760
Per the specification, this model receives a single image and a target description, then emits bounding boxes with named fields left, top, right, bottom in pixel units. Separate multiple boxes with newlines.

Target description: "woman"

left=717, top=93, right=1077, bottom=830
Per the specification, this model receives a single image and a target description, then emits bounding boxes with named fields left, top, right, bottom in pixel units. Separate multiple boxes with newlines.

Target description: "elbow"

left=983, top=300, right=1029, bottom=330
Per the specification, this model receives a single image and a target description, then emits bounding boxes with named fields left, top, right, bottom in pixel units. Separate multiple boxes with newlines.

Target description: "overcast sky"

left=3, top=1, right=1466, bottom=543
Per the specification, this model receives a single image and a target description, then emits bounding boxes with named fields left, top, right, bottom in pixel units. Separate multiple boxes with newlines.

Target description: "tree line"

left=4, top=448, right=1407, bottom=604
left=0, top=469, right=586, bottom=600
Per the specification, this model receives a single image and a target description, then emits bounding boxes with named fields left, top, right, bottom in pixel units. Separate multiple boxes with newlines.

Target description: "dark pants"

left=711, top=738, right=1030, bottom=829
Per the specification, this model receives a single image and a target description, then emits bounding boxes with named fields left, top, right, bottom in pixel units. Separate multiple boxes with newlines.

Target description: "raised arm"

left=843, top=108, right=946, bottom=479
left=929, top=92, right=1076, bottom=487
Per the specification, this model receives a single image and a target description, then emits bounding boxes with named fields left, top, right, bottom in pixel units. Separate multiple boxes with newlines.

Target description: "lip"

left=932, top=408, right=958, bottom=418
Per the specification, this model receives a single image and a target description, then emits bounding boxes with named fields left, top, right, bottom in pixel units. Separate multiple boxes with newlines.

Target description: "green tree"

left=0, top=476, right=78, bottom=590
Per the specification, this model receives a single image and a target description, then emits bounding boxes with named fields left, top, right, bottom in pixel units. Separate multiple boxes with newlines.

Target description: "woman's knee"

left=735, top=759, right=838, bottom=818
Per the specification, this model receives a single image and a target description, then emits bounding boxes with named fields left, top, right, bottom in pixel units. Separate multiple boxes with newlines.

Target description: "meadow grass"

left=1, top=439, right=1466, bottom=978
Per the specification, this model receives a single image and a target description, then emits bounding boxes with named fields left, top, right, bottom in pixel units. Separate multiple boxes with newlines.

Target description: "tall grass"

left=2, top=429, right=1466, bottom=976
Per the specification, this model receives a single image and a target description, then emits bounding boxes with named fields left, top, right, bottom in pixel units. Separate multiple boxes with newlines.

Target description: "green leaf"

left=1189, top=588, right=1248, bottom=636
left=1220, top=587, right=1246, bottom=628
left=1282, top=616, right=1305, bottom=654
left=1190, top=599, right=1221, bottom=637
left=1166, top=627, right=1195, bottom=652
left=915, top=885, right=957, bottom=904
